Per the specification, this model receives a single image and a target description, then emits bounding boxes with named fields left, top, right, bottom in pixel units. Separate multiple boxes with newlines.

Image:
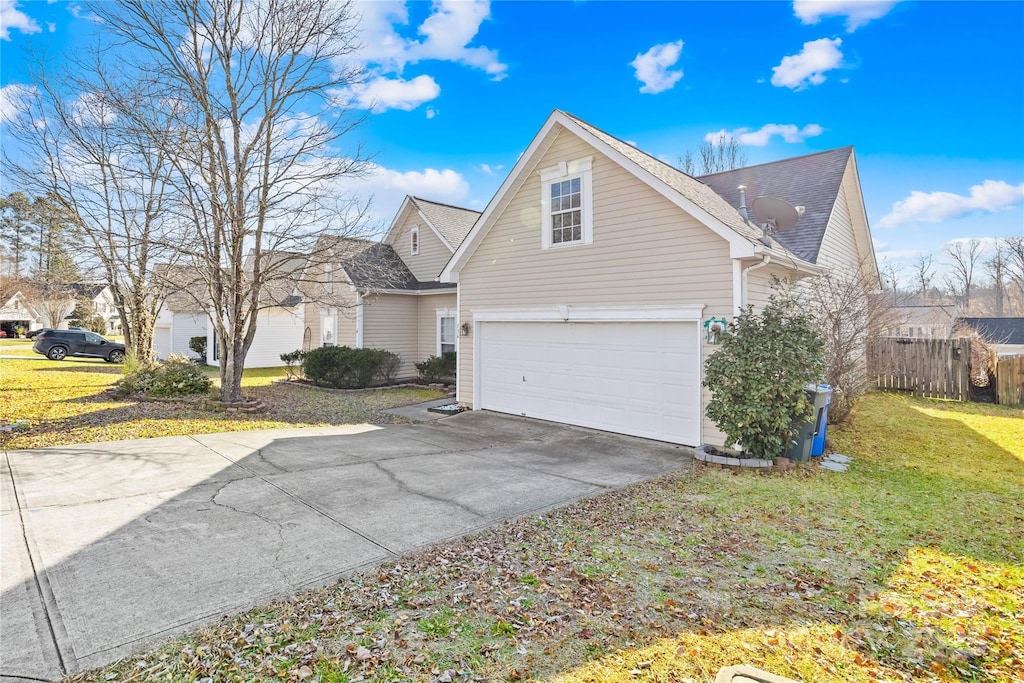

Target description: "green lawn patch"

left=65, top=392, right=1023, bottom=683
left=0, top=357, right=444, bottom=449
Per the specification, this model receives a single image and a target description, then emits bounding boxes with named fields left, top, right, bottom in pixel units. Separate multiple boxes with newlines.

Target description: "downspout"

left=355, top=292, right=364, bottom=348
left=740, top=254, right=772, bottom=310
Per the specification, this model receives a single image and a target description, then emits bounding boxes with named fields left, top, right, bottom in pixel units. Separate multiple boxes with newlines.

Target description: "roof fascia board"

left=357, top=287, right=456, bottom=296
left=382, top=196, right=416, bottom=246
left=412, top=204, right=456, bottom=252
left=555, top=114, right=756, bottom=258
left=441, top=114, right=563, bottom=281
left=844, top=153, right=881, bottom=288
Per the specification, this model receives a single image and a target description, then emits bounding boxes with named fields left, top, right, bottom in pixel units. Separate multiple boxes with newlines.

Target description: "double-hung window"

left=437, top=309, right=456, bottom=355
left=540, top=156, right=593, bottom=249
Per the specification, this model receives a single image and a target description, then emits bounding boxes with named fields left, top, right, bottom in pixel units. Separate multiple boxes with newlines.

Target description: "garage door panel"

left=479, top=321, right=700, bottom=445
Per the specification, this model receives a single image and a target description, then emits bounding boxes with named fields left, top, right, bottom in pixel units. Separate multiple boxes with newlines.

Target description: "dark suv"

left=33, top=330, right=126, bottom=363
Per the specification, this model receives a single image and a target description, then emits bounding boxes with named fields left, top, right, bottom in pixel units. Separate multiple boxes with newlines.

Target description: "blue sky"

left=2, top=0, right=1023, bottom=281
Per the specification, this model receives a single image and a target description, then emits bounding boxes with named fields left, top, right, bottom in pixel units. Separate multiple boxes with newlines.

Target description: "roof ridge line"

left=410, top=196, right=482, bottom=215
left=698, top=146, right=854, bottom=178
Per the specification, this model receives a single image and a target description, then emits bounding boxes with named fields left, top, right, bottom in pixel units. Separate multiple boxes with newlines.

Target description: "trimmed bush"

left=374, top=349, right=403, bottom=385
left=189, top=335, right=208, bottom=360
left=302, top=346, right=402, bottom=389
left=703, top=293, right=824, bottom=459
left=280, top=349, right=307, bottom=379
left=416, top=351, right=456, bottom=383
left=119, top=354, right=213, bottom=397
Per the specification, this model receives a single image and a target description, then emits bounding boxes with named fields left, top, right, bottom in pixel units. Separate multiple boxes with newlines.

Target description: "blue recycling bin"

left=810, top=384, right=833, bottom=457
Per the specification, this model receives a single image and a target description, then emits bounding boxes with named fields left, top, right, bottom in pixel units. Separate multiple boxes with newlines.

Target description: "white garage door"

left=478, top=321, right=700, bottom=445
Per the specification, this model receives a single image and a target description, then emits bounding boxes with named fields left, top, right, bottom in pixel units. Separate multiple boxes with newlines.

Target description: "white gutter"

left=740, top=254, right=772, bottom=310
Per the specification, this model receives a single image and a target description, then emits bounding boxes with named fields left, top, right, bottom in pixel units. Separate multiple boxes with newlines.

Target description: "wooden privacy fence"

left=868, top=337, right=971, bottom=401
left=996, top=355, right=1024, bottom=406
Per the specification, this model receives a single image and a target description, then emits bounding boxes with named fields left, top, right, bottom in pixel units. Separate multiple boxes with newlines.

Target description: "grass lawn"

left=66, top=392, right=1023, bottom=682
left=0, top=354, right=444, bottom=450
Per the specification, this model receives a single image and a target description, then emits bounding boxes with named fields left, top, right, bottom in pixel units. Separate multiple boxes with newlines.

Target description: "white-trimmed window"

left=411, top=226, right=420, bottom=255
left=437, top=308, right=456, bottom=355
left=321, top=308, right=336, bottom=347
left=540, top=156, right=593, bottom=249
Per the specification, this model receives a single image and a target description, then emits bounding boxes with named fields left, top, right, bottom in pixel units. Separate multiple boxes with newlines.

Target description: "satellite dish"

left=751, top=196, right=800, bottom=233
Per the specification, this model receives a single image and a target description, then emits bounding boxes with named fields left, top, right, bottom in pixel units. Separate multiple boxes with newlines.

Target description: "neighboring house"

left=441, top=110, right=877, bottom=447
left=69, top=283, right=121, bottom=335
left=0, top=284, right=120, bottom=335
left=154, top=256, right=308, bottom=368
left=888, top=305, right=957, bottom=339
left=302, top=196, right=480, bottom=378
left=955, top=317, right=1024, bottom=357
left=0, top=291, right=44, bottom=336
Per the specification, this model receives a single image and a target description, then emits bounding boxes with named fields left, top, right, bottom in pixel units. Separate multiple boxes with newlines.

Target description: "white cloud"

left=339, top=74, right=441, bottom=113
left=771, top=37, right=844, bottom=90
left=477, top=163, right=503, bottom=176
left=353, top=0, right=506, bottom=81
left=704, top=123, right=824, bottom=147
left=408, top=0, right=506, bottom=80
left=0, top=83, right=35, bottom=122
left=1, top=0, right=40, bottom=40
left=67, top=3, right=101, bottom=23
left=630, top=40, right=684, bottom=94
left=872, top=237, right=888, bottom=251
left=425, top=107, right=438, bottom=119
left=793, top=0, right=899, bottom=32
left=879, top=180, right=1024, bottom=227
left=367, top=164, right=468, bottom=199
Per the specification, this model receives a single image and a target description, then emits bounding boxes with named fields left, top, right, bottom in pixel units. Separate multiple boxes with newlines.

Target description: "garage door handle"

left=522, top=376, right=526, bottom=382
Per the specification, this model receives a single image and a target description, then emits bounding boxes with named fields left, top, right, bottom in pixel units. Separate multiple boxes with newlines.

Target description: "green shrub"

left=119, top=354, right=212, bottom=397
left=415, top=351, right=456, bottom=383
left=373, top=349, right=402, bottom=384
left=302, top=346, right=401, bottom=389
left=703, top=293, right=824, bottom=459
left=189, top=335, right=207, bottom=360
left=280, top=349, right=307, bottom=379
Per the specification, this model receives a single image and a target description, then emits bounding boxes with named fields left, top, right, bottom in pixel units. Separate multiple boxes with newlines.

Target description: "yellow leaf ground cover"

left=0, top=350, right=443, bottom=449
left=67, top=392, right=1023, bottom=683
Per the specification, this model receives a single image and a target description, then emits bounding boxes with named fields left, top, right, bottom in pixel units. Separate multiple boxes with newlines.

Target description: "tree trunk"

left=220, top=340, right=246, bottom=402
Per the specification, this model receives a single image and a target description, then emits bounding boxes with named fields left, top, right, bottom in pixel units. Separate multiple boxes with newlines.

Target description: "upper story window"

left=411, top=226, right=420, bottom=255
left=539, top=156, right=593, bottom=250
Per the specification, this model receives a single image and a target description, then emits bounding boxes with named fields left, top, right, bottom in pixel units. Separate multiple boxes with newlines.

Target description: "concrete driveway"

left=0, top=411, right=690, bottom=682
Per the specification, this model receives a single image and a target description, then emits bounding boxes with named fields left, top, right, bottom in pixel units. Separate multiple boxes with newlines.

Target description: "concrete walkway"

left=0, top=411, right=690, bottom=681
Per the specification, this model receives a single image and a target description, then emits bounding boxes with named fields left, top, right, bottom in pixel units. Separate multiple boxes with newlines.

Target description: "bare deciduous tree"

left=912, top=253, right=933, bottom=304
left=944, top=238, right=983, bottom=313
left=679, top=133, right=748, bottom=176
left=87, top=0, right=374, bottom=401
left=793, top=265, right=896, bottom=423
left=984, top=239, right=1009, bottom=317
left=1005, top=235, right=1024, bottom=312
left=879, top=259, right=904, bottom=302
left=5, top=52, right=181, bottom=360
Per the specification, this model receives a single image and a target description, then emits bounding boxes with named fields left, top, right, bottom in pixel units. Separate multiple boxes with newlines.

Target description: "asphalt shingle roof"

left=324, top=237, right=454, bottom=292
left=956, top=317, right=1024, bottom=345
left=698, top=147, right=853, bottom=264
left=409, top=196, right=480, bottom=248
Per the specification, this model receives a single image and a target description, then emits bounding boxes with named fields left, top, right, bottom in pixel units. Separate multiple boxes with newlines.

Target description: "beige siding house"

left=442, top=111, right=877, bottom=447
left=303, top=197, right=479, bottom=378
